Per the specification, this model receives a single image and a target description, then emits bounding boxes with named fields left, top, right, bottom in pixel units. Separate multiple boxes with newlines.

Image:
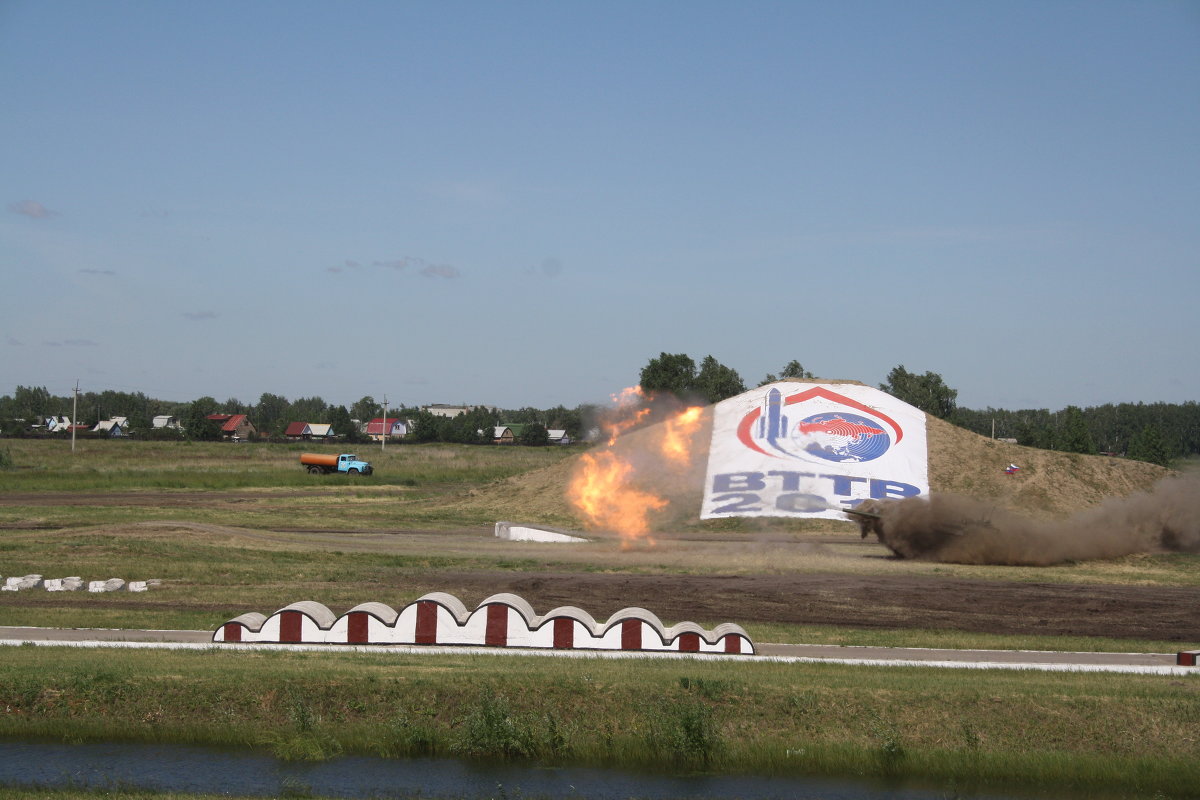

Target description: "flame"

left=566, top=390, right=707, bottom=548
left=604, top=386, right=651, bottom=445
left=660, top=406, right=704, bottom=467
left=567, top=450, right=667, bottom=548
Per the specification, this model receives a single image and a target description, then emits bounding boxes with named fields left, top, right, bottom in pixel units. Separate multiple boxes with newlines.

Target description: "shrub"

left=646, top=697, right=723, bottom=766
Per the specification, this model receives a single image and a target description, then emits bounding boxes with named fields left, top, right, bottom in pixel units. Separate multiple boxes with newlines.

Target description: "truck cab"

left=337, top=454, right=372, bottom=475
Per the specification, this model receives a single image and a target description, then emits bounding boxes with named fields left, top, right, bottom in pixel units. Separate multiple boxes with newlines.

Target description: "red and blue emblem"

left=737, top=387, right=903, bottom=464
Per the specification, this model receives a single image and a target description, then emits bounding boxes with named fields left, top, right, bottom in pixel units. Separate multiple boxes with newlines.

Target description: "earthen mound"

left=455, top=400, right=1170, bottom=532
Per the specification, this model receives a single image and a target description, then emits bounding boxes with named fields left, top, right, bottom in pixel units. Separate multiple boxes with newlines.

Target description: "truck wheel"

left=307, top=465, right=322, bottom=474
left=348, top=468, right=359, bottom=475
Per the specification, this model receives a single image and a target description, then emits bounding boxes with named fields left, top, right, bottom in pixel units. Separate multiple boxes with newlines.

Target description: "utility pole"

left=382, top=394, right=388, bottom=452
left=71, top=380, right=79, bottom=454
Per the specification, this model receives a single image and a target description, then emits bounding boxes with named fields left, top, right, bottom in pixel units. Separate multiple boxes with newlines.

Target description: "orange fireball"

left=660, top=406, right=704, bottom=467
left=566, top=389, right=708, bottom=548
left=567, top=450, right=667, bottom=548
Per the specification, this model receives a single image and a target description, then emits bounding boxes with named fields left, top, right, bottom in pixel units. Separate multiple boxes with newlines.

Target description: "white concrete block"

left=4, top=575, right=43, bottom=591
left=88, top=578, right=126, bottom=593
left=495, top=521, right=588, bottom=543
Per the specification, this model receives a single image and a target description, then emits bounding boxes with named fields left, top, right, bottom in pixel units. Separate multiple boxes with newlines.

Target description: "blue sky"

left=3, top=1, right=1197, bottom=412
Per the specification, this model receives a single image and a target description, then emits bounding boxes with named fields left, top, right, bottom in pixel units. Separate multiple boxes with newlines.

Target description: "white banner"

left=701, top=382, right=928, bottom=520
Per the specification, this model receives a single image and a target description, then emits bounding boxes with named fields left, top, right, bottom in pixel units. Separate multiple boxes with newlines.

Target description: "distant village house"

left=92, top=417, right=129, bottom=437
left=424, top=404, right=497, bottom=418
left=285, top=422, right=336, bottom=441
left=206, top=413, right=256, bottom=441
left=365, top=417, right=407, bottom=441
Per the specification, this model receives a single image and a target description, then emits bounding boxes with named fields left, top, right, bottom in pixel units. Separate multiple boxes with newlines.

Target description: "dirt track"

left=5, top=555, right=1195, bottom=642
left=411, top=570, right=1200, bottom=643
left=4, top=485, right=1198, bottom=645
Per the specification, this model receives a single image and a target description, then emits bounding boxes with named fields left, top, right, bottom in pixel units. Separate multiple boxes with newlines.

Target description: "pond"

left=0, top=741, right=1061, bottom=799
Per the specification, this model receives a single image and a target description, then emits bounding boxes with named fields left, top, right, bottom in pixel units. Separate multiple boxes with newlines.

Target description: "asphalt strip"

left=1, top=636, right=1195, bottom=676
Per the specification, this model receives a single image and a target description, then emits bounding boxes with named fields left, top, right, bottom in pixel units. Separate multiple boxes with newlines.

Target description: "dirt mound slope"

left=456, top=401, right=1170, bottom=531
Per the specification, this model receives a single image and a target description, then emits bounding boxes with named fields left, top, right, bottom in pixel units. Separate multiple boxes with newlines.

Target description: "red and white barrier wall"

left=213, top=592, right=754, bottom=655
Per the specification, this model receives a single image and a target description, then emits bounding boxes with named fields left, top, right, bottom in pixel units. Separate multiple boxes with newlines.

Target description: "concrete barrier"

left=214, top=592, right=754, bottom=655
left=2, top=575, right=43, bottom=591
left=0, top=575, right=159, bottom=592
left=88, top=579, right=126, bottom=593
left=45, top=577, right=84, bottom=592
left=495, top=521, right=588, bottom=543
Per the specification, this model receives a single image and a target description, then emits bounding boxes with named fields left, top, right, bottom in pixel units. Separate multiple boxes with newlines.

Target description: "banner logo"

left=736, top=387, right=902, bottom=464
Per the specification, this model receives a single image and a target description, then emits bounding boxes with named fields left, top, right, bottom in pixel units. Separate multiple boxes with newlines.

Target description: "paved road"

left=3, top=626, right=1195, bottom=674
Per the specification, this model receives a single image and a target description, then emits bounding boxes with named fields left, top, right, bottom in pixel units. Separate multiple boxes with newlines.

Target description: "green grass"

left=0, top=646, right=1196, bottom=798
left=0, top=438, right=577, bottom=492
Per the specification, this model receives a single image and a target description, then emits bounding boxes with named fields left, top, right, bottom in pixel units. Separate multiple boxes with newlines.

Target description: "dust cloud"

left=861, top=476, right=1200, bottom=565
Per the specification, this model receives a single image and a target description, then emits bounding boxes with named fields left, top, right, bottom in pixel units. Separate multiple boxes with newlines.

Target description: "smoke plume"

left=863, top=476, right=1200, bottom=565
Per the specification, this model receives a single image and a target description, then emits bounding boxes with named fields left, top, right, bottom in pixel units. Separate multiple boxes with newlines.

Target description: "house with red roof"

left=206, top=413, right=257, bottom=441
left=284, top=421, right=312, bottom=440
left=365, top=417, right=407, bottom=441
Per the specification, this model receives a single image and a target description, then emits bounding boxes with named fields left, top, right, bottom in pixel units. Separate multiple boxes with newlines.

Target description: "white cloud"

left=525, top=257, right=563, bottom=279
left=373, top=258, right=415, bottom=270
left=420, top=263, right=461, bottom=279
left=331, top=256, right=463, bottom=279
left=10, top=200, right=57, bottom=218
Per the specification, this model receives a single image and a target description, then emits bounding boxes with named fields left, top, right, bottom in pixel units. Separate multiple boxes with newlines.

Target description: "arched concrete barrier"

left=213, top=592, right=754, bottom=655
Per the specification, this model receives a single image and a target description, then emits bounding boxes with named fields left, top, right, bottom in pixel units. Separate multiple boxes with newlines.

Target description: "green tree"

left=879, top=365, right=958, bottom=419
left=639, top=353, right=697, bottom=398
left=351, top=396, right=382, bottom=425
left=1127, top=424, right=1170, bottom=467
left=444, top=412, right=489, bottom=444
left=287, top=396, right=329, bottom=428
left=694, top=355, right=746, bottom=403
left=463, top=407, right=499, bottom=444
left=518, top=422, right=550, bottom=446
left=759, top=360, right=814, bottom=386
left=1055, top=405, right=1097, bottom=454
left=327, top=405, right=361, bottom=444
left=255, top=393, right=290, bottom=437
left=407, top=410, right=444, bottom=443
left=12, top=385, right=56, bottom=419
left=183, top=397, right=222, bottom=441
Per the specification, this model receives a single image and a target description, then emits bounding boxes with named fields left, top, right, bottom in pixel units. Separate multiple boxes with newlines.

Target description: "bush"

left=451, top=689, right=533, bottom=759
left=646, top=697, right=723, bottom=766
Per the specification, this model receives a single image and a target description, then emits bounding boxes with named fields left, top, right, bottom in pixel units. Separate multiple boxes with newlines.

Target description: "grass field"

left=1, top=438, right=1198, bottom=798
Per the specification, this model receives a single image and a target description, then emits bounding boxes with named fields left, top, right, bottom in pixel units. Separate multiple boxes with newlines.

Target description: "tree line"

left=0, top=386, right=589, bottom=446
left=4, top=357, right=1198, bottom=466
left=637, top=353, right=1194, bottom=467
